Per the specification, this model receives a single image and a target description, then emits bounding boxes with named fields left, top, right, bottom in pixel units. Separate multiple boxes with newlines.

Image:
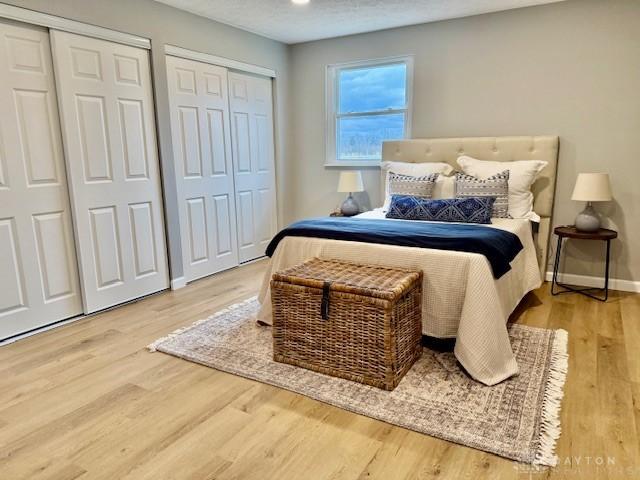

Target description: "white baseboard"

left=545, top=272, right=640, bottom=293
left=170, top=276, right=187, bottom=290
left=0, top=314, right=86, bottom=346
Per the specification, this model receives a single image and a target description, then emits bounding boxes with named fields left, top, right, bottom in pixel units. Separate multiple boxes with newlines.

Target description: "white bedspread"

left=257, top=209, right=542, bottom=386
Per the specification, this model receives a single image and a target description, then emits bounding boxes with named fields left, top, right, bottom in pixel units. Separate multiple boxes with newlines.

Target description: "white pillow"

left=457, top=156, right=548, bottom=221
left=432, top=175, right=456, bottom=199
left=381, top=161, right=454, bottom=211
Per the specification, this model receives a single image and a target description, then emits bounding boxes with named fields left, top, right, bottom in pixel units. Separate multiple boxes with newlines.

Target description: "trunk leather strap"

left=321, top=281, right=331, bottom=320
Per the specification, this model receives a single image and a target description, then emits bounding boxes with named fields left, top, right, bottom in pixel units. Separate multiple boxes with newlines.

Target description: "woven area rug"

left=148, top=297, right=568, bottom=466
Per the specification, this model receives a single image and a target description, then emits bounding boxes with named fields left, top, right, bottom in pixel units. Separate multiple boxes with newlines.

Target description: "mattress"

left=257, top=209, right=542, bottom=386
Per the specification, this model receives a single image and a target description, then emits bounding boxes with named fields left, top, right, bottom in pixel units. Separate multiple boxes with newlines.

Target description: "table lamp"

left=337, top=171, right=364, bottom=216
left=571, top=173, right=612, bottom=232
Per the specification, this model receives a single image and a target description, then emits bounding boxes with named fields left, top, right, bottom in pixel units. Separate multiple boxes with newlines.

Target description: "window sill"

left=324, top=161, right=381, bottom=168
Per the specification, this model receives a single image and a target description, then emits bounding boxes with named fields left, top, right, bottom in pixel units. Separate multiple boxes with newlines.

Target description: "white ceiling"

left=153, top=0, right=565, bottom=44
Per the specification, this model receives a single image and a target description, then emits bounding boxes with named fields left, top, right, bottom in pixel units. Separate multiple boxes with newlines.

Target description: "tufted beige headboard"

left=381, top=136, right=559, bottom=278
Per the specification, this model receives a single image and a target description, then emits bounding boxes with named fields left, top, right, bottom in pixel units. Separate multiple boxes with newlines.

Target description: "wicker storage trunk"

left=271, top=258, right=422, bottom=390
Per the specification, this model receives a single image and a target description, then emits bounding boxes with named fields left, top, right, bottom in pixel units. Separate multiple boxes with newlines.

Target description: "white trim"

left=324, top=161, right=381, bottom=168
left=325, top=55, right=414, bottom=167
left=239, top=256, right=269, bottom=266
left=545, top=272, right=640, bottom=293
left=171, top=276, right=187, bottom=290
left=0, top=288, right=168, bottom=344
left=164, top=44, right=276, bottom=78
left=0, top=314, right=85, bottom=346
left=0, top=3, right=150, bottom=49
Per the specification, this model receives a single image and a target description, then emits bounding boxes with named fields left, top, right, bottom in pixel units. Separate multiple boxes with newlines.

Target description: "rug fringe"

left=147, top=296, right=257, bottom=352
left=533, top=328, right=569, bottom=467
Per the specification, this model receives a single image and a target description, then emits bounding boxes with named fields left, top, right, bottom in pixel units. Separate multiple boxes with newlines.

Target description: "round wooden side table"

left=551, top=225, right=617, bottom=301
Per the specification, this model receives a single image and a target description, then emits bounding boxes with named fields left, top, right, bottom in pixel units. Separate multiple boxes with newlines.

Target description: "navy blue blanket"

left=265, top=217, right=524, bottom=279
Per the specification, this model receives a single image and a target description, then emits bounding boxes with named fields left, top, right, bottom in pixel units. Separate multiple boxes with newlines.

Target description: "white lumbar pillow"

left=381, top=161, right=454, bottom=211
left=457, top=155, right=548, bottom=221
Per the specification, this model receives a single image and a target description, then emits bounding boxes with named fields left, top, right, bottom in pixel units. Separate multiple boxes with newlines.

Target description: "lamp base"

left=575, top=202, right=600, bottom=232
left=340, top=193, right=360, bottom=217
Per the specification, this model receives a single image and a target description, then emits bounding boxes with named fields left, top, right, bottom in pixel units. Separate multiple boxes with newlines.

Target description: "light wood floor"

left=1, top=259, right=639, bottom=480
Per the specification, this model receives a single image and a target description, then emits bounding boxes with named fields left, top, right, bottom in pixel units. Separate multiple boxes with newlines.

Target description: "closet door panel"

left=118, top=99, right=149, bottom=179
left=14, top=89, right=60, bottom=184
left=178, top=106, right=203, bottom=178
left=236, top=190, right=254, bottom=249
left=51, top=30, right=168, bottom=313
left=76, top=94, right=112, bottom=182
left=186, top=196, right=209, bottom=265
left=32, top=211, right=78, bottom=301
left=0, top=21, right=82, bottom=339
left=129, top=202, right=158, bottom=277
left=89, top=206, right=124, bottom=289
left=0, top=219, right=25, bottom=316
left=228, top=72, right=277, bottom=263
left=207, top=109, right=227, bottom=174
left=166, top=56, right=238, bottom=282
left=232, top=112, right=251, bottom=173
left=212, top=194, right=233, bottom=256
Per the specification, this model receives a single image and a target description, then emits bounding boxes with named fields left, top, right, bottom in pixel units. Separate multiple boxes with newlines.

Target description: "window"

left=326, top=56, right=413, bottom=166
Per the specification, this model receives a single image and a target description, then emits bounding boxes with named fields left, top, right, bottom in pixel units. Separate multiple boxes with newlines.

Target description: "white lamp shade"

left=571, top=173, right=612, bottom=202
left=337, top=171, right=364, bottom=193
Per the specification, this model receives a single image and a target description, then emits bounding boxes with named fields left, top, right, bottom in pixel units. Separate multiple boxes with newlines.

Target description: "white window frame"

left=325, top=55, right=413, bottom=167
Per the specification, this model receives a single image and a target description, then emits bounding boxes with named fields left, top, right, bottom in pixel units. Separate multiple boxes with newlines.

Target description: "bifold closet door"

left=166, top=56, right=239, bottom=282
left=0, top=21, right=82, bottom=339
left=228, top=72, right=277, bottom=263
left=50, top=30, right=169, bottom=313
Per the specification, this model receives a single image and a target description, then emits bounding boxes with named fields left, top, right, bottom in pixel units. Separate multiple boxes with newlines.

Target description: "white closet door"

left=166, top=56, right=239, bottom=282
left=50, top=30, right=168, bottom=313
left=0, top=21, right=82, bottom=339
left=228, top=72, right=277, bottom=263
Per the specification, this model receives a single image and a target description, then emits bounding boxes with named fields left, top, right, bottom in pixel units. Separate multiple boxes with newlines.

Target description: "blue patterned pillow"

left=386, top=195, right=496, bottom=224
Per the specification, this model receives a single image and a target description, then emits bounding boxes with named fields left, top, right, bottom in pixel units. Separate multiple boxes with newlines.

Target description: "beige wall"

left=289, top=0, right=640, bottom=282
left=3, top=0, right=638, bottom=284
left=3, top=0, right=291, bottom=280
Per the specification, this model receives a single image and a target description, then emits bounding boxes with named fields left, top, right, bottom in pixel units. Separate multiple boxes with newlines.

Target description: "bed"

left=257, top=136, right=559, bottom=386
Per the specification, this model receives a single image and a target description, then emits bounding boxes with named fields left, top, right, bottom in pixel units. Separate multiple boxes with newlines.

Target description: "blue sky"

left=337, top=63, right=406, bottom=158
left=339, top=63, right=406, bottom=112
